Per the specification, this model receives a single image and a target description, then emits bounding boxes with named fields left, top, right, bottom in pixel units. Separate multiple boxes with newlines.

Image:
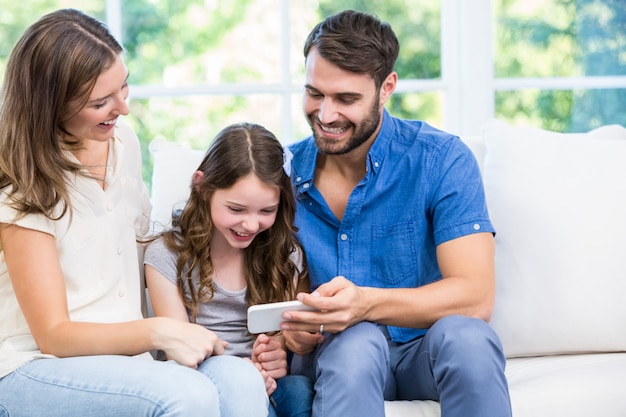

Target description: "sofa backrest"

left=149, top=139, right=205, bottom=232
left=149, top=121, right=626, bottom=359
left=478, top=120, right=626, bottom=358
left=460, top=135, right=486, bottom=170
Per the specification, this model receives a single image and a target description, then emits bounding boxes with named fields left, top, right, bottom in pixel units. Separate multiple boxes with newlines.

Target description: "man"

left=281, top=10, right=512, bottom=417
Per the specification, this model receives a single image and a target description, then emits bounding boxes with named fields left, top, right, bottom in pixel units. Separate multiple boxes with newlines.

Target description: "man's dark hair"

left=303, top=10, right=400, bottom=89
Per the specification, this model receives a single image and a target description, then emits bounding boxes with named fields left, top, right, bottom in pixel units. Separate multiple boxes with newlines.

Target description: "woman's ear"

left=192, top=170, right=205, bottom=192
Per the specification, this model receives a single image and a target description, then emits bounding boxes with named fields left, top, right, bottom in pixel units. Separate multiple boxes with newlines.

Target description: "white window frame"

left=105, top=0, right=626, bottom=138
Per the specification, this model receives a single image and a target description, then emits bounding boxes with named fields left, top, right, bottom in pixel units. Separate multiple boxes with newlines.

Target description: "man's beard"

left=309, top=99, right=381, bottom=155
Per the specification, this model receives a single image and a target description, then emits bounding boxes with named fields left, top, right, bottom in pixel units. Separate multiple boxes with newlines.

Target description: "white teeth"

left=320, top=124, right=347, bottom=134
left=234, top=231, right=250, bottom=237
left=102, top=119, right=116, bottom=125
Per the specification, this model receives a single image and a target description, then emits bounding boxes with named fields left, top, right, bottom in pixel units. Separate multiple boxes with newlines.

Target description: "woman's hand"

left=152, top=317, right=226, bottom=369
left=145, top=263, right=226, bottom=368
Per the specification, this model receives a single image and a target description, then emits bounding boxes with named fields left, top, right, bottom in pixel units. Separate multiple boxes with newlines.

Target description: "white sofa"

left=148, top=119, right=626, bottom=417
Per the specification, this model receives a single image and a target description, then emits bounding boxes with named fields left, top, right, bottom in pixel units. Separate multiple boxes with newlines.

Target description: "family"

left=0, top=7, right=511, bottom=417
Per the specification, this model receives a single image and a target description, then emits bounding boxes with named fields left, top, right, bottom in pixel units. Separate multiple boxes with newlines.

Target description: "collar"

left=366, top=108, right=394, bottom=176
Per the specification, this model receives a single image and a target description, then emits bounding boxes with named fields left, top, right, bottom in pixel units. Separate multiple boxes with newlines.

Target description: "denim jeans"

left=291, top=316, right=512, bottom=417
left=0, top=354, right=268, bottom=417
left=268, top=374, right=313, bottom=417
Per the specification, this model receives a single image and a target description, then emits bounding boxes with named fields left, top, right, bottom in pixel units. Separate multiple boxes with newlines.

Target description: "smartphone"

left=247, top=300, right=317, bottom=333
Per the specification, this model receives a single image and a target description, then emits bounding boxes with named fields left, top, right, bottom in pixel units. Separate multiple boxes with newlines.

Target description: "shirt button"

left=340, top=234, right=348, bottom=241
left=296, top=177, right=302, bottom=182
left=303, top=183, right=310, bottom=189
left=374, top=162, right=380, bottom=168
left=473, top=224, right=481, bottom=230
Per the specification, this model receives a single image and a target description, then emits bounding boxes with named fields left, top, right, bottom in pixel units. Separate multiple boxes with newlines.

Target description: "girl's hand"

left=246, top=358, right=278, bottom=396
left=251, top=333, right=287, bottom=379
left=282, top=329, right=324, bottom=356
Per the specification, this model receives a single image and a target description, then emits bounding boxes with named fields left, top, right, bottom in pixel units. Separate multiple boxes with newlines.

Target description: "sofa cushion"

left=505, top=353, right=626, bottom=417
left=382, top=353, right=626, bottom=417
left=482, top=120, right=626, bottom=357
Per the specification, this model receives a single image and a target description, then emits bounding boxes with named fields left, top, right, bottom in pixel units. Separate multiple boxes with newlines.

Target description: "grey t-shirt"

left=144, top=238, right=253, bottom=357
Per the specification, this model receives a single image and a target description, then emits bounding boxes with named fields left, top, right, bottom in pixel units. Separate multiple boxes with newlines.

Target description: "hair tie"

left=282, top=146, right=293, bottom=176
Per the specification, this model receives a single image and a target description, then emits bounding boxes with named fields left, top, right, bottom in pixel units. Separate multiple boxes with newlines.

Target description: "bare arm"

left=145, top=264, right=190, bottom=322
left=282, top=232, right=495, bottom=335
left=1, top=223, right=223, bottom=367
left=145, top=262, right=227, bottom=359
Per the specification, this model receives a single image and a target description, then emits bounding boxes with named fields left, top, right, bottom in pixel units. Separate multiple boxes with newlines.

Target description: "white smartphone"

left=247, top=300, right=317, bottom=333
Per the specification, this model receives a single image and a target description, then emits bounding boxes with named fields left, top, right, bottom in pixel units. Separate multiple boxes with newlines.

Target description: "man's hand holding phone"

left=247, top=300, right=318, bottom=334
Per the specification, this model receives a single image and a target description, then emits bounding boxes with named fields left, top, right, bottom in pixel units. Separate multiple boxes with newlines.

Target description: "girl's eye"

left=93, top=102, right=106, bottom=109
left=261, top=208, right=278, bottom=214
left=228, top=207, right=243, bottom=213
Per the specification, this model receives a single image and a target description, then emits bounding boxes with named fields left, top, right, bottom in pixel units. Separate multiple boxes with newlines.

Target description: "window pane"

left=122, top=0, right=283, bottom=86
left=389, top=92, right=444, bottom=129
left=291, top=92, right=311, bottom=142
left=126, top=94, right=286, bottom=187
left=495, top=88, right=626, bottom=132
left=288, top=2, right=320, bottom=83
left=0, top=1, right=104, bottom=78
left=495, top=0, right=626, bottom=77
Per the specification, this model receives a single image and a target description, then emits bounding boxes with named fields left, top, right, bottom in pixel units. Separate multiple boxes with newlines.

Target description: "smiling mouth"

left=100, top=118, right=117, bottom=126
left=232, top=230, right=252, bottom=237
left=318, top=123, right=349, bottom=135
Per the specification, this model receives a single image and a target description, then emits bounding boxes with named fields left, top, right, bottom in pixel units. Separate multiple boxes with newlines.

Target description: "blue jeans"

left=0, top=354, right=268, bottom=417
left=291, top=316, right=512, bottom=417
left=268, top=374, right=313, bottom=417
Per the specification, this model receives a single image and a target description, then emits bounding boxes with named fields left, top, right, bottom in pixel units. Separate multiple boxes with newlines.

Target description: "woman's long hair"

left=162, top=123, right=308, bottom=321
left=0, top=9, right=123, bottom=220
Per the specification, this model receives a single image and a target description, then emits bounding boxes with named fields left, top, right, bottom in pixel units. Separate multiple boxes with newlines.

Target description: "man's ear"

left=192, top=170, right=205, bottom=192
left=379, top=72, right=397, bottom=106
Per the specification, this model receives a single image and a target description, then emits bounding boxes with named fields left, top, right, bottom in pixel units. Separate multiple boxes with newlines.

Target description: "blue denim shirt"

left=288, top=110, right=495, bottom=343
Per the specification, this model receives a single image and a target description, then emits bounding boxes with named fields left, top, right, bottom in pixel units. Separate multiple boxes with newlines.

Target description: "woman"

left=0, top=9, right=267, bottom=417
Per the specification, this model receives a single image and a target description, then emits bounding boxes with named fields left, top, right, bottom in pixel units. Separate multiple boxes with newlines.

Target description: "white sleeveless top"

left=0, top=122, right=151, bottom=378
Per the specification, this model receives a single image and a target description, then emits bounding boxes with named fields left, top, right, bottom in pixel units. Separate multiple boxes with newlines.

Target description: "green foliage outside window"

left=495, top=0, right=626, bottom=131
left=1, top=0, right=624, bottom=186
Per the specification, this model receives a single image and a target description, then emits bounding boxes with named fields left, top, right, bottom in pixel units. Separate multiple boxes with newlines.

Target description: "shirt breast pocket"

left=371, top=221, right=417, bottom=286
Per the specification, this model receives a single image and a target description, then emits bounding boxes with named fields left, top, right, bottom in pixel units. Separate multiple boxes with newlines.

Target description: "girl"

left=145, top=123, right=313, bottom=417
left=0, top=9, right=267, bottom=417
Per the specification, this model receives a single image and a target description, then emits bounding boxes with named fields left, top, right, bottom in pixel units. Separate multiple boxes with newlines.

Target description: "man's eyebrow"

left=336, top=92, right=362, bottom=99
left=304, top=84, right=320, bottom=93
left=305, top=85, right=362, bottom=99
